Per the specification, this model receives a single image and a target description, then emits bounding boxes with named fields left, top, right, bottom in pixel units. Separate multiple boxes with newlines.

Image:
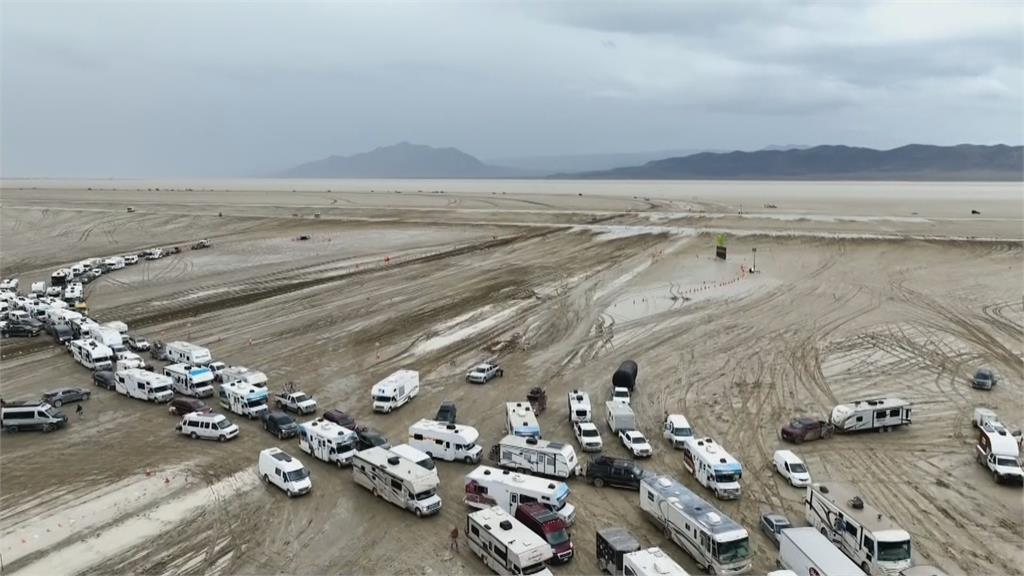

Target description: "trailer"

left=568, top=390, right=592, bottom=423
left=217, top=365, right=268, bottom=388
left=830, top=398, right=911, bottom=433
left=976, top=420, right=1023, bottom=485
left=506, top=402, right=541, bottom=439
left=778, top=527, right=864, bottom=576
left=612, top=360, right=638, bottom=391
left=164, top=341, right=212, bottom=366
left=69, top=339, right=114, bottom=371
left=605, top=401, right=636, bottom=433
left=490, top=435, right=581, bottom=479
left=467, top=506, right=553, bottom=576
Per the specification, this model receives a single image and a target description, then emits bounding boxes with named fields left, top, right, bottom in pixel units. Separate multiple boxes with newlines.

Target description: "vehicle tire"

left=993, top=470, right=1000, bottom=483
left=83, top=393, right=90, bottom=401
left=263, top=474, right=270, bottom=484
left=464, top=456, right=474, bottom=464
left=861, top=562, right=871, bottom=574
left=219, top=435, right=227, bottom=442
left=54, top=399, right=63, bottom=407
left=336, top=459, right=343, bottom=469
left=191, top=432, right=198, bottom=439
left=278, top=431, right=285, bottom=440
left=6, top=426, right=17, bottom=433
left=593, top=477, right=605, bottom=488
left=287, top=490, right=294, bottom=498
left=42, top=423, right=53, bottom=433
left=415, top=507, right=423, bottom=518
left=820, top=527, right=828, bottom=537
left=372, top=487, right=379, bottom=498
left=263, top=422, right=268, bottom=430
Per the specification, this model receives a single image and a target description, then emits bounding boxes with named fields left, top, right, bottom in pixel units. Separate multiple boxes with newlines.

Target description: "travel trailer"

left=830, top=398, right=912, bottom=433
left=371, top=369, right=419, bottom=413
left=467, top=506, right=554, bottom=576
left=778, top=527, right=865, bottom=576
left=218, top=366, right=268, bottom=388
left=681, top=437, right=743, bottom=499
left=164, top=363, right=215, bottom=398
left=164, top=341, right=213, bottom=366
left=623, top=548, right=691, bottom=576
left=567, top=390, right=592, bottom=423
left=465, top=465, right=575, bottom=525
left=352, top=446, right=442, bottom=517
left=299, top=418, right=358, bottom=467
left=491, top=435, right=581, bottom=479
left=218, top=381, right=270, bottom=419
left=605, top=401, right=636, bottom=433
left=114, top=368, right=174, bottom=403
left=596, top=527, right=641, bottom=575
left=408, top=418, right=483, bottom=464
left=639, top=474, right=751, bottom=575
left=506, top=402, right=541, bottom=439
left=805, top=482, right=913, bottom=575
left=69, top=338, right=114, bottom=371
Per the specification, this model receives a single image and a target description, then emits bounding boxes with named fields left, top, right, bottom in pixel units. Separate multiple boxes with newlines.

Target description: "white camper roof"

left=373, top=369, right=419, bottom=394
left=466, top=465, right=567, bottom=496
left=834, top=397, right=909, bottom=414
left=810, top=482, right=909, bottom=538
left=499, top=434, right=575, bottom=457
left=355, top=446, right=437, bottom=490
left=410, top=418, right=480, bottom=443
left=666, top=414, right=691, bottom=428
left=166, top=341, right=210, bottom=353
left=779, top=528, right=862, bottom=576
left=568, top=390, right=591, bottom=409
left=606, top=401, right=634, bottom=417
left=625, top=547, right=690, bottom=576
left=641, top=475, right=746, bottom=540
left=469, top=506, right=551, bottom=563
left=301, top=418, right=355, bottom=442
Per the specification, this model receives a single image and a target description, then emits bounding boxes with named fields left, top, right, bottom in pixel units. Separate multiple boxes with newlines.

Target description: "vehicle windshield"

left=715, top=537, right=751, bottom=563
left=581, top=428, right=599, bottom=437
left=292, top=393, right=309, bottom=402
left=547, top=528, right=569, bottom=546
left=284, top=468, right=309, bottom=482
left=996, top=457, right=1021, bottom=468
left=715, top=471, right=740, bottom=483
left=790, top=419, right=810, bottom=429
left=152, top=385, right=170, bottom=394
left=414, top=489, right=436, bottom=500
left=373, top=395, right=392, bottom=402
left=521, top=562, right=547, bottom=575
left=216, top=419, right=232, bottom=429
left=247, top=398, right=267, bottom=408
left=877, top=540, right=912, bottom=562
left=673, top=428, right=693, bottom=437
left=45, top=408, right=63, bottom=418
left=631, top=436, right=647, bottom=444
left=416, top=458, right=435, bottom=471
left=338, top=440, right=356, bottom=453
left=789, top=463, right=807, bottom=473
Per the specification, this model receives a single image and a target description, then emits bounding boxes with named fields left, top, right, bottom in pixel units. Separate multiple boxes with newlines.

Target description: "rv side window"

left=647, top=491, right=654, bottom=502
left=863, top=534, right=875, bottom=555
left=413, top=434, right=423, bottom=440
left=624, top=566, right=637, bottom=576
left=520, top=495, right=537, bottom=505
left=875, top=410, right=886, bottom=419
left=390, top=479, right=402, bottom=491
left=470, top=525, right=479, bottom=537
left=435, top=439, right=443, bottom=445
left=888, top=409, right=900, bottom=417
left=855, top=416, right=863, bottom=423
left=492, top=542, right=507, bottom=563
left=844, top=520, right=858, bottom=538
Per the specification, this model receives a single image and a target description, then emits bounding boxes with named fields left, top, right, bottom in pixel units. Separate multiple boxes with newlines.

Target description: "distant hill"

left=487, top=149, right=711, bottom=174
left=280, top=142, right=528, bottom=178
left=557, top=144, right=1024, bottom=181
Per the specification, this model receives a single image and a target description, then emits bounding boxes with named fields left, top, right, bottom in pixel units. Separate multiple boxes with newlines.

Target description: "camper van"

left=87, top=324, right=125, bottom=354
left=976, top=420, right=1023, bottom=485
left=506, top=402, right=542, bottom=439
left=164, top=341, right=213, bottom=366
left=681, top=436, right=743, bottom=500
left=218, top=381, right=269, bottom=419
left=467, top=506, right=554, bottom=576
left=115, top=368, right=174, bottom=403
left=69, top=338, right=114, bottom=371
left=390, top=444, right=439, bottom=483
left=103, top=256, right=125, bottom=270
left=805, top=482, right=913, bottom=575
left=371, top=369, right=420, bottom=413
left=408, top=418, right=483, bottom=464
left=567, top=390, right=592, bottom=423
left=177, top=412, right=239, bottom=442
left=639, top=474, right=751, bottom=575
left=164, top=363, right=215, bottom=398
left=465, top=465, right=576, bottom=526
left=299, top=418, right=358, bottom=467
left=104, top=320, right=128, bottom=336
left=258, top=447, right=312, bottom=497
left=830, top=398, right=912, bottom=433
left=218, top=366, right=268, bottom=388
left=491, top=435, right=581, bottom=479
left=352, top=447, right=442, bottom=517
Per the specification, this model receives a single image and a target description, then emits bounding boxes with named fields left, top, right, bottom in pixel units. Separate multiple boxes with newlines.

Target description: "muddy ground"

left=0, top=183, right=1021, bottom=576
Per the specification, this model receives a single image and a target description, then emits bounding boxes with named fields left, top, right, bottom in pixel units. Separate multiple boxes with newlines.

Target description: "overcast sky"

left=2, top=1, right=1021, bottom=177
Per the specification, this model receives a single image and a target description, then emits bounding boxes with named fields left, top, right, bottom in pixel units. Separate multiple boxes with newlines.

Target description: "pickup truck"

left=274, top=391, right=318, bottom=415
left=779, top=416, right=833, bottom=443
left=466, top=362, right=504, bottom=384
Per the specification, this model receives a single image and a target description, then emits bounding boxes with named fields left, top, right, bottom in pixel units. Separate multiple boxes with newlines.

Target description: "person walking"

left=76, top=404, right=84, bottom=419
left=449, top=526, right=459, bottom=553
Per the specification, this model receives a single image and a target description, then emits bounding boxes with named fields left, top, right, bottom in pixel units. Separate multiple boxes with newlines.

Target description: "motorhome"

left=145, top=248, right=164, bottom=260
left=104, top=320, right=128, bottom=336
left=103, top=256, right=125, bottom=270
left=50, top=269, right=70, bottom=287
left=778, top=527, right=865, bottom=576
left=299, top=418, right=358, bottom=467
left=123, top=254, right=139, bottom=265
left=218, top=366, right=268, bottom=388
left=63, top=282, right=83, bottom=302
left=408, top=418, right=483, bottom=464
left=70, top=316, right=98, bottom=339
left=663, top=414, right=694, bottom=448
left=805, top=482, right=913, bottom=575
left=467, top=506, right=554, bottom=576
left=639, top=474, right=751, bottom=575
left=390, top=443, right=440, bottom=483
left=506, top=402, right=542, bottom=439
left=46, top=308, right=82, bottom=330
left=568, top=390, right=592, bottom=423
left=491, top=435, right=581, bottom=479
left=371, top=369, right=419, bottom=413
left=465, top=465, right=576, bottom=525
left=164, top=363, right=215, bottom=398
left=681, top=437, right=743, bottom=499
left=218, top=381, right=270, bottom=419
left=830, top=398, right=912, bottom=433
left=976, top=420, right=1024, bottom=485
left=164, top=341, right=213, bottom=366
left=605, top=401, right=636, bottom=433
left=88, top=324, right=125, bottom=354
left=69, top=338, right=114, bottom=371
left=115, top=368, right=174, bottom=403
left=623, top=548, right=691, bottom=576
left=352, top=446, right=442, bottom=517
left=30, top=281, right=45, bottom=295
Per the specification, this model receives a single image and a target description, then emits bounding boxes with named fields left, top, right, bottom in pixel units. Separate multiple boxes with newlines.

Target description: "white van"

left=371, top=369, right=419, bottom=413
left=663, top=414, right=694, bottom=449
left=773, top=450, right=811, bottom=487
left=177, top=412, right=239, bottom=442
left=258, top=447, right=312, bottom=497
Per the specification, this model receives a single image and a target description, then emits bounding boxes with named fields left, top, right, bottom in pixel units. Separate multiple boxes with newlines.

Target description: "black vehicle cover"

left=612, top=360, right=638, bottom=390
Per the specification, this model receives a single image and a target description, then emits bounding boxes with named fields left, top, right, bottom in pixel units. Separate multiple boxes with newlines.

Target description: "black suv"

left=355, top=427, right=390, bottom=451
left=3, top=323, right=40, bottom=337
left=93, top=370, right=116, bottom=390
left=585, top=456, right=645, bottom=490
left=435, top=401, right=457, bottom=424
left=262, top=411, right=299, bottom=439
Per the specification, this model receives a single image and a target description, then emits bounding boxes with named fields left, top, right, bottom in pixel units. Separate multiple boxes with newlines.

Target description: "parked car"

left=573, top=421, right=604, bottom=452
left=93, top=370, right=116, bottom=390
left=971, top=368, right=997, bottom=390
left=261, top=411, right=299, bottom=439
left=42, top=387, right=91, bottom=407
left=127, top=334, right=151, bottom=352
left=53, top=325, right=74, bottom=344
left=3, top=323, right=40, bottom=337
left=779, top=416, right=833, bottom=443
left=177, top=412, right=239, bottom=442
left=760, top=512, right=792, bottom=546
left=168, top=397, right=211, bottom=416
left=585, top=456, right=645, bottom=490
left=435, top=400, right=457, bottom=424
left=618, top=430, right=652, bottom=458
left=323, top=408, right=356, bottom=429
left=150, top=340, right=167, bottom=361
left=354, top=426, right=390, bottom=451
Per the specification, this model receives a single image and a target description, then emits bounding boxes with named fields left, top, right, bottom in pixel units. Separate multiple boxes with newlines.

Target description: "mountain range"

left=280, top=142, right=527, bottom=178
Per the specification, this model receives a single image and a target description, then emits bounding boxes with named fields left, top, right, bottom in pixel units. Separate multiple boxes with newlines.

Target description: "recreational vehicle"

left=491, top=435, right=581, bottom=479
left=605, top=401, right=636, bottom=433
left=114, top=368, right=174, bottom=403
left=164, top=363, right=215, bottom=398
left=258, top=447, right=312, bottom=497
left=623, top=548, right=691, bottom=576
left=69, top=338, right=114, bottom=371
left=464, top=465, right=576, bottom=525
left=639, top=474, right=751, bottom=575
left=804, top=482, right=912, bottom=575
left=298, top=418, right=358, bottom=467
left=777, top=527, right=865, bottom=576
left=371, top=369, right=419, bottom=413
left=87, top=324, right=125, bottom=354
left=50, top=269, right=70, bottom=287
left=104, top=320, right=128, bottom=336
left=568, top=390, right=592, bottom=423
left=352, top=446, right=442, bottom=517
left=390, top=444, right=439, bottom=483
left=467, top=506, right=554, bottom=576
left=976, top=421, right=1023, bottom=485
left=830, top=398, right=911, bottom=433
left=408, top=418, right=483, bottom=464
left=218, top=381, right=269, bottom=419
left=681, top=436, right=743, bottom=499
left=218, top=366, right=268, bottom=388
left=164, top=341, right=213, bottom=366
left=506, top=402, right=542, bottom=439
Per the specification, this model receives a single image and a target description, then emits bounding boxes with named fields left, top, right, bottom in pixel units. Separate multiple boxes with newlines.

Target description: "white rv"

left=145, top=248, right=163, bottom=260
left=115, top=369, right=174, bottom=403
left=352, top=446, right=442, bottom=517
left=408, top=418, right=483, bottom=464
left=390, top=444, right=440, bottom=484
left=30, top=281, right=45, bottom=295
left=103, top=256, right=125, bottom=270
left=63, top=282, right=83, bottom=301
left=467, top=506, right=554, bottom=576
left=164, top=363, right=215, bottom=398
left=69, top=339, right=114, bottom=371
left=568, top=390, right=592, bottom=423
left=46, top=308, right=82, bottom=329
left=778, top=527, right=865, bottom=576
left=104, top=320, right=128, bottom=336
left=506, top=402, right=542, bottom=439
left=605, top=401, right=636, bottom=433
left=218, top=381, right=269, bottom=419
left=805, top=482, right=913, bottom=575
left=299, top=418, right=358, bottom=467
left=164, top=341, right=213, bottom=366
left=464, top=465, right=576, bottom=525
left=491, top=435, right=581, bottom=479
left=87, top=324, right=125, bottom=354
left=624, top=548, right=691, bottom=576
left=218, top=366, right=268, bottom=388
left=371, top=369, right=419, bottom=413
left=639, top=474, right=752, bottom=575
left=830, top=398, right=912, bottom=433
left=681, top=436, right=743, bottom=500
